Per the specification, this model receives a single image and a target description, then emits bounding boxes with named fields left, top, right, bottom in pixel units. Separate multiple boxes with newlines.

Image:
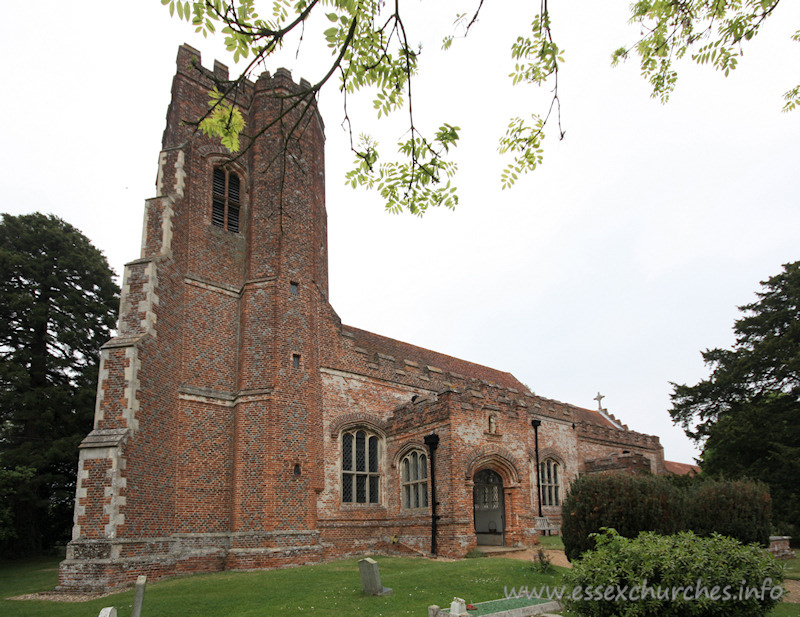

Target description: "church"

left=58, top=46, right=668, bottom=591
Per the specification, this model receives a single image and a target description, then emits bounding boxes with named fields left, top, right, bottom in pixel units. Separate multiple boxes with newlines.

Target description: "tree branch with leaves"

left=163, top=0, right=797, bottom=215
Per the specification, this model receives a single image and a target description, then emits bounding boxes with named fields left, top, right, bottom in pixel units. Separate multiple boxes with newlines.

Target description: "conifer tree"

left=671, top=260, right=800, bottom=533
left=0, top=213, right=119, bottom=554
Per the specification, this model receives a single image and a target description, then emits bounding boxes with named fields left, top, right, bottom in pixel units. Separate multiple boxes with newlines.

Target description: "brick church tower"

left=60, top=45, right=328, bottom=589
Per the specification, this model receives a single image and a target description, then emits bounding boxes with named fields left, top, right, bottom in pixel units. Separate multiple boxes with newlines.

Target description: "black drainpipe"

left=532, top=419, right=543, bottom=517
left=424, top=433, right=440, bottom=555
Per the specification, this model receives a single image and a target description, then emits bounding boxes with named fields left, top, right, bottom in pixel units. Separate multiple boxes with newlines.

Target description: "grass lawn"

left=782, top=556, right=800, bottom=580
left=1, top=552, right=796, bottom=617
left=770, top=605, right=800, bottom=617
left=1, top=555, right=564, bottom=617
left=536, top=535, right=565, bottom=551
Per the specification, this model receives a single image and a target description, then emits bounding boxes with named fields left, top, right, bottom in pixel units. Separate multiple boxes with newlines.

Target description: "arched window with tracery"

left=539, top=458, right=561, bottom=506
left=400, top=450, right=428, bottom=509
left=341, top=429, right=380, bottom=504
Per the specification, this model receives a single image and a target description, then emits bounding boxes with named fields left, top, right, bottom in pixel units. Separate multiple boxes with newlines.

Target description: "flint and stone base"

left=58, top=530, right=322, bottom=592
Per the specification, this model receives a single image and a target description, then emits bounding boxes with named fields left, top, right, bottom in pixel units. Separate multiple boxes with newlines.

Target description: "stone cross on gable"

left=594, top=392, right=606, bottom=412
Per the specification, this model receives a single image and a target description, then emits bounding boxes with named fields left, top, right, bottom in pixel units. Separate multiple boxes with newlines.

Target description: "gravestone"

left=132, top=575, right=147, bottom=617
left=358, top=557, right=393, bottom=596
left=98, top=608, right=117, bottom=617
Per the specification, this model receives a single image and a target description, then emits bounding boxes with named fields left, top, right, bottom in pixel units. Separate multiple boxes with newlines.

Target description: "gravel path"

left=784, top=579, right=800, bottom=602
left=490, top=548, right=572, bottom=569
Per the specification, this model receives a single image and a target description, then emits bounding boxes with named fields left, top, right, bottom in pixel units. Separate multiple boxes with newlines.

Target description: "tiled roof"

left=342, top=325, right=527, bottom=390
left=664, top=460, right=699, bottom=475
left=571, top=406, right=617, bottom=428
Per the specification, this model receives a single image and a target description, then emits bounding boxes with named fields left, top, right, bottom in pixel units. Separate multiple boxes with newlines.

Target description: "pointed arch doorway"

left=473, top=469, right=505, bottom=546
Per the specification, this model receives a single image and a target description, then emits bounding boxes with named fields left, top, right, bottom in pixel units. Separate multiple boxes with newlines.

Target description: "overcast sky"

left=2, top=1, right=798, bottom=464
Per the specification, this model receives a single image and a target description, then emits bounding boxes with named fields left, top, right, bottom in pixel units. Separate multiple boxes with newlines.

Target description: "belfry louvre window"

left=212, top=168, right=241, bottom=233
left=540, top=459, right=561, bottom=506
left=341, top=429, right=380, bottom=504
left=401, top=451, right=428, bottom=509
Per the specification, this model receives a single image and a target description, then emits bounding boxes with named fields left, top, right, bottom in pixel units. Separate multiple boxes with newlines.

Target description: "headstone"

left=449, top=597, right=468, bottom=616
left=98, top=608, right=117, bottom=617
left=358, top=557, right=393, bottom=596
left=131, top=575, right=147, bottom=617
left=427, top=605, right=441, bottom=617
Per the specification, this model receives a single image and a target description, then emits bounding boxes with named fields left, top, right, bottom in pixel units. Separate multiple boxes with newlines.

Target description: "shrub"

left=561, top=474, right=772, bottom=561
left=687, top=480, right=771, bottom=546
left=561, top=474, right=684, bottom=561
left=563, top=529, right=784, bottom=617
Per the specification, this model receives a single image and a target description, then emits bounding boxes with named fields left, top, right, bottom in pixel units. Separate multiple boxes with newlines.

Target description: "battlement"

left=583, top=451, right=653, bottom=475
left=337, top=323, right=658, bottom=435
left=576, top=421, right=661, bottom=450
left=176, top=44, right=316, bottom=103
left=164, top=44, right=322, bottom=152
left=174, top=43, right=255, bottom=103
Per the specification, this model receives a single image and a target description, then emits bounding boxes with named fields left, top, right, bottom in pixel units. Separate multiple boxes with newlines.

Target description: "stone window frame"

left=399, top=449, right=429, bottom=510
left=340, top=428, right=382, bottom=505
left=539, top=458, right=561, bottom=507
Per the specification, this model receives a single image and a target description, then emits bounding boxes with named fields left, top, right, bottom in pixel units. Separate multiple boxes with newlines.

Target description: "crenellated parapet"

left=583, top=451, right=653, bottom=475
left=162, top=44, right=255, bottom=150
left=336, top=325, right=527, bottom=396
left=576, top=420, right=661, bottom=450
left=388, top=393, right=450, bottom=435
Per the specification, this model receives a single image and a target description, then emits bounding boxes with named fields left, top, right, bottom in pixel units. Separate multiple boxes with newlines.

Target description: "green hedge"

left=686, top=480, right=771, bottom=546
left=561, top=475, right=770, bottom=561
left=561, top=474, right=684, bottom=561
left=563, top=529, right=784, bottom=617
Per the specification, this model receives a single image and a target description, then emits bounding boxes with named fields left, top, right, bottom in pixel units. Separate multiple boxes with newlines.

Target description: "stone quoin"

left=58, top=45, right=674, bottom=591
